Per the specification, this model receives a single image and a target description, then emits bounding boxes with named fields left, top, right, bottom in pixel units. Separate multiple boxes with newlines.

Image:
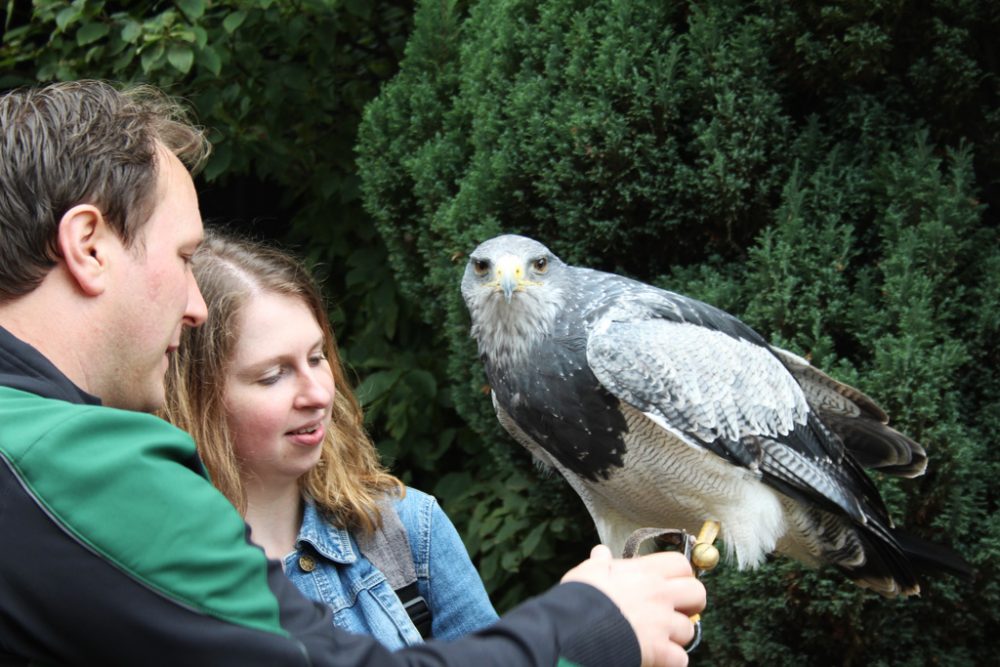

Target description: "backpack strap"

left=355, top=497, right=433, bottom=639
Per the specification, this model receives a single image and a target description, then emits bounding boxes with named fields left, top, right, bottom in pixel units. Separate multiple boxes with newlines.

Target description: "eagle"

left=460, top=233, right=968, bottom=596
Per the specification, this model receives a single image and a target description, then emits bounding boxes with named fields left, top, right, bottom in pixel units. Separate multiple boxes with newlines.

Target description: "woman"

left=163, top=230, right=498, bottom=648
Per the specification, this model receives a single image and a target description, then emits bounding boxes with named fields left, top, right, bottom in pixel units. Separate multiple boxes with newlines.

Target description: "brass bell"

left=692, top=520, right=721, bottom=572
left=691, top=542, right=720, bottom=571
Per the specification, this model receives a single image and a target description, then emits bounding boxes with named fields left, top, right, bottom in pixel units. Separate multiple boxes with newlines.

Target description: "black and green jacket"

left=0, top=326, right=640, bottom=667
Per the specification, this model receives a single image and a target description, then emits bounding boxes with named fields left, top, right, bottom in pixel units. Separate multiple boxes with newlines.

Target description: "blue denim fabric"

left=282, top=487, right=498, bottom=649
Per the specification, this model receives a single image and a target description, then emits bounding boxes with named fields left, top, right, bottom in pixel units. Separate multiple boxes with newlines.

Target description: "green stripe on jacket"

left=0, top=387, right=285, bottom=636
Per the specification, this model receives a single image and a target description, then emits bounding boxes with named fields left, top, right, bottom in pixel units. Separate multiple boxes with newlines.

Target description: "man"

left=0, top=80, right=705, bottom=666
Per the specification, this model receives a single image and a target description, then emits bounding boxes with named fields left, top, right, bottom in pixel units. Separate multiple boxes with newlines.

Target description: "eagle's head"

left=461, top=234, right=569, bottom=363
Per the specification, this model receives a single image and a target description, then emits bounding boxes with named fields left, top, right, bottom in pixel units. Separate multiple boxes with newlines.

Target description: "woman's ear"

left=57, top=204, right=117, bottom=297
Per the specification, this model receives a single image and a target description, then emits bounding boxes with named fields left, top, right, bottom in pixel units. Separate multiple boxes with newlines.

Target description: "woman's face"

left=223, top=292, right=335, bottom=488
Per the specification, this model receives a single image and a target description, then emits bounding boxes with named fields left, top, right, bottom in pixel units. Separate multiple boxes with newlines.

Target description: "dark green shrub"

left=358, top=0, right=1000, bottom=662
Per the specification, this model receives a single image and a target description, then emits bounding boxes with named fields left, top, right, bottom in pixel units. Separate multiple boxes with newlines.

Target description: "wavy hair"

left=162, top=229, right=402, bottom=534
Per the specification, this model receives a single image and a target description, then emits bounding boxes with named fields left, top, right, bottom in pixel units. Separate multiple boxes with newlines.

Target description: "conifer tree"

left=358, top=0, right=1000, bottom=661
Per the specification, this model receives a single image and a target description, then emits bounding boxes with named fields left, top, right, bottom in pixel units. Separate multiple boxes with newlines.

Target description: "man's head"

left=0, top=80, right=210, bottom=412
left=0, top=80, right=209, bottom=301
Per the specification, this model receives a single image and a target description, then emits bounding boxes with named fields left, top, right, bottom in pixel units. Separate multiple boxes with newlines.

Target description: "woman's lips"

left=286, top=422, right=325, bottom=447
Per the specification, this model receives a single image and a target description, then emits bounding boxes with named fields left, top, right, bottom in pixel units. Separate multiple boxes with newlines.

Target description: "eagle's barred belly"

left=588, top=406, right=788, bottom=569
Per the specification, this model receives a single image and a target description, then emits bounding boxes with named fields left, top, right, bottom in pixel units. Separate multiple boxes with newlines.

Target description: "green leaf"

left=112, top=49, right=136, bottom=73
left=355, top=369, right=402, bottom=406
left=521, top=521, right=548, bottom=555
left=76, top=22, right=109, bottom=46
left=175, top=0, right=205, bottom=22
left=493, top=517, right=528, bottom=544
left=167, top=43, right=194, bottom=74
left=479, top=551, right=498, bottom=582
left=140, top=41, right=164, bottom=74
left=191, top=25, right=208, bottom=49
left=404, top=369, right=437, bottom=399
left=500, top=550, right=521, bottom=572
left=121, top=20, right=142, bottom=44
left=202, top=142, right=232, bottom=181
left=198, top=45, right=221, bottom=75
left=222, top=10, right=247, bottom=34
left=434, top=472, right=474, bottom=501
left=55, top=6, right=82, bottom=32
left=174, top=28, right=197, bottom=44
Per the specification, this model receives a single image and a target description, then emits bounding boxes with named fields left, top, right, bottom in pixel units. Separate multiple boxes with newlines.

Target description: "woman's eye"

left=259, top=369, right=285, bottom=386
left=532, top=257, right=548, bottom=273
left=309, top=354, right=327, bottom=367
left=473, top=259, right=490, bottom=276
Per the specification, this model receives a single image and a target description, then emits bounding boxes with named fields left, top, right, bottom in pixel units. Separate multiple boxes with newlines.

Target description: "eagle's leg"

left=691, top=520, right=721, bottom=573
left=620, top=527, right=690, bottom=558
left=621, top=521, right=721, bottom=655
left=619, top=521, right=722, bottom=574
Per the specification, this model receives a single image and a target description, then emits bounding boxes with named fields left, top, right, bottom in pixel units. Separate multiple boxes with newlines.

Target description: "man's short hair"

left=0, top=80, right=210, bottom=301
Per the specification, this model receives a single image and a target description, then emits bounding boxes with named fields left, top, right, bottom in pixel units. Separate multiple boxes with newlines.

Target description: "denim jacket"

left=282, top=488, right=498, bottom=649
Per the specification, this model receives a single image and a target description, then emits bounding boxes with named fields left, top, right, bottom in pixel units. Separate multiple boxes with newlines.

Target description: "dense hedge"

left=357, top=0, right=1000, bottom=663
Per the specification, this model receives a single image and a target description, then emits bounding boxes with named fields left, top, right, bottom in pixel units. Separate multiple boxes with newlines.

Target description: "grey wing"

left=771, top=346, right=927, bottom=477
left=587, top=317, right=809, bottom=459
left=586, top=316, right=871, bottom=522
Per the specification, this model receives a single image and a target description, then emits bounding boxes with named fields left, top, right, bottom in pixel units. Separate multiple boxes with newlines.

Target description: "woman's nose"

left=295, top=369, right=334, bottom=410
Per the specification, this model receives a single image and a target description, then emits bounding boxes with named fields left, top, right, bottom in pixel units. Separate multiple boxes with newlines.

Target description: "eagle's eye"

left=532, top=257, right=548, bottom=273
left=473, top=259, right=490, bottom=276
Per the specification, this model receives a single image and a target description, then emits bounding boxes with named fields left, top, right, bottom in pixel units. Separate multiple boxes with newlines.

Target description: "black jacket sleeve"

left=0, top=460, right=639, bottom=667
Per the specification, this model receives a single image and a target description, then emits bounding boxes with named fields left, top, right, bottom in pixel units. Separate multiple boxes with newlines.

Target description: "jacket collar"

left=0, top=326, right=101, bottom=405
left=296, top=497, right=358, bottom=564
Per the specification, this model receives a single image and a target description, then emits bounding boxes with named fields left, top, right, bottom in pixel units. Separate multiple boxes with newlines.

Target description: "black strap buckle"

left=395, top=581, right=433, bottom=639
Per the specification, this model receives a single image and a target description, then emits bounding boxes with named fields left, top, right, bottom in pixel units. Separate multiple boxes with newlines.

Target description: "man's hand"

left=562, top=545, right=706, bottom=667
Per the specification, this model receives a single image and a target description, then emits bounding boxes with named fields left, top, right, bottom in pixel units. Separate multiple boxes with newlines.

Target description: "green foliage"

left=358, top=0, right=1000, bottom=663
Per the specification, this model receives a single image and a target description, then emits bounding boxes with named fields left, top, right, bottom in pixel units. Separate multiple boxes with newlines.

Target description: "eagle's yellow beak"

left=494, top=255, right=525, bottom=303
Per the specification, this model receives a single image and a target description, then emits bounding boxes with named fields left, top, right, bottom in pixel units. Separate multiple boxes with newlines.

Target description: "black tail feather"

left=893, top=529, right=975, bottom=582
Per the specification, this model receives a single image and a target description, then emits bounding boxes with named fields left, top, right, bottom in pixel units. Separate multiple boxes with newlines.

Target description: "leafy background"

left=3, top=1, right=998, bottom=664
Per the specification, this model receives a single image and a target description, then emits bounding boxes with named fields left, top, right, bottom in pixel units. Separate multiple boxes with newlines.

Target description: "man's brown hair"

left=0, top=79, right=210, bottom=300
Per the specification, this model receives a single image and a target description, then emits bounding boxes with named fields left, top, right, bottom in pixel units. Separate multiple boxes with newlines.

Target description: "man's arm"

left=0, top=395, right=701, bottom=666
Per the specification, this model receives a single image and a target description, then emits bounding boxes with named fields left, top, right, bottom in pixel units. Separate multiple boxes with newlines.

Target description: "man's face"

left=100, top=147, right=207, bottom=412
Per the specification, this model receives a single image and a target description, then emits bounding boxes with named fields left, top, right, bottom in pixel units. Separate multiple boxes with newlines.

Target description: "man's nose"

left=185, top=274, right=208, bottom=327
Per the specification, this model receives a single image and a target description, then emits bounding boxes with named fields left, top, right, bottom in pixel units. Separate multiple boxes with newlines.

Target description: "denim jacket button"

left=298, top=554, right=317, bottom=572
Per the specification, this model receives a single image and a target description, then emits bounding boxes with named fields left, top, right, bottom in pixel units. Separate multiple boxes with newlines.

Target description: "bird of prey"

left=461, top=233, right=967, bottom=596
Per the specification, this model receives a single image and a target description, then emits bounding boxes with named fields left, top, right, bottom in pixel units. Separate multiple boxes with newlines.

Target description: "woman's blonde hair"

left=162, top=229, right=402, bottom=534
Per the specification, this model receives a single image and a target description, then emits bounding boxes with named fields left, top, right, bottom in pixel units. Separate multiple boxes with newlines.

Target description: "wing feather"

left=587, top=317, right=809, bottom=458
left=771, top=346, right=927, bottom=477
left=586, top=313, right=884, bottom=523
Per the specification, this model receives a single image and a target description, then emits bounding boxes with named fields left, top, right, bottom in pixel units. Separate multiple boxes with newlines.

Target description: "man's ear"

left=57, top=204, right=118, bottom=297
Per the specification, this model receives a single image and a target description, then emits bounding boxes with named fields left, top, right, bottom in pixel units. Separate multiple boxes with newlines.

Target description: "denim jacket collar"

left=295, top=498, right=357, bottom=564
